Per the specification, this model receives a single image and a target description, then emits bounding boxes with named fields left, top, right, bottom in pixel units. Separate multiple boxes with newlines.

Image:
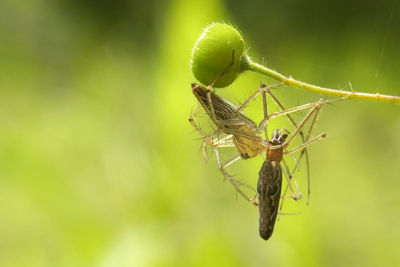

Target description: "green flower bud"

left=191, top=23, right=246, bottom=88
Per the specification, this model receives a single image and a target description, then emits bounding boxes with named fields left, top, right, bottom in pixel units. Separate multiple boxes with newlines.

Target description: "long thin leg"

left=262, top=88, right=310, bottom=210
left=214, top=148, right=257, bottom=203
left=266, top=103, right=324, bottom=152
left=282, top=103, right=321, bottom=148
left=189, top=106, right=221, bottom=161
left=280, top=132, right=327, bottom=209
left=278, top=212, right=301, bottom=216
left=277, top=158, right=303, bottom=217
left=236, top=82, right=285, bottom=114
left=201, top=129, right=221, bottom=161
left=277, top=184, right=290, bottom=221
left=189, top=105, right=257, bottom=203
left=220, top=152, right=242, bottom=169
left=269, top=91, right=326, bottom=204
left=268, top=97, right=343, bottom=119
left=277, top=164, right=303, bottom=221
left=262, top=90, right=268, bottom=140
left=189, top=105, right=208, bottom=137
left=280, top=161, right=299, bottom=201
left=284, top=133, right=326, bottom=155
left=282, top=158, right=302, bottom=199
left=189, top=107, right=236, bottom=161
left=266, top=91, right=331, bottom=205
left=280, top=159, right=302, bottom=201
left=290, top=107, right=321, bottom=204
left=209, top=134, right=235, bottom=148
left=266, top=90, right=309, bottom=164
left=257, top=97, right=344, bottom=133
left=262, top=105, right=320, bottom=153
left=304, top=107, right=322, bottom=143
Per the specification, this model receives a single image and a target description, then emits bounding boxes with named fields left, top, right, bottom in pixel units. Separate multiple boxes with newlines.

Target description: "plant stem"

left=241, top=55, right=400, bottom=103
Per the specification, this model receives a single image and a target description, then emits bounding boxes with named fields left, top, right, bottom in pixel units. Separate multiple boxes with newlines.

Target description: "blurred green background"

left=0, top=0, right=399, bottom=266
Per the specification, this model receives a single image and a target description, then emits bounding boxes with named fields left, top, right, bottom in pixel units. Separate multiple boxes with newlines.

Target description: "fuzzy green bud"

left=191, top=23, right=246, bottom=88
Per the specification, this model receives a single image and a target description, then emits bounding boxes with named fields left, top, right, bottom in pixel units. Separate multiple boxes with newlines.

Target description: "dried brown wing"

left=257, top=160, right=282, bottom=240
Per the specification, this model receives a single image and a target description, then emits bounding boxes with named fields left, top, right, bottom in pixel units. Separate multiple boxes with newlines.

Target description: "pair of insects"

left=189, top=76, right=342, bottom=240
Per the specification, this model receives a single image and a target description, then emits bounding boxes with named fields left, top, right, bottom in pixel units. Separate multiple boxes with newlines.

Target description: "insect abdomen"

left=257, top=160, right=282, bottom=240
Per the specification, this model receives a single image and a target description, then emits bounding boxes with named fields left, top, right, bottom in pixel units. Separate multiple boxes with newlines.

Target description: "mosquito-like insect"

left=190, top=82, right=343, bottom=204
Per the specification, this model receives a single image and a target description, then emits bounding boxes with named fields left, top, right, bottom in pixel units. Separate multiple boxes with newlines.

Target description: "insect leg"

left=235, top=82, right=285, bottom=114
left=209, top=134, right=234, bottom=148
left=283, top=101, right=324, bottom=148
left=214, top=148, right=257, bottom=204
left=188, top=105, right=209, bottom=137
left=277, top=158, right=302, bottom=219
left=189, top=106, right=222, bottom=161
left=257, top=97, right=344, bottom=131
left=284, top=133, right=326, bottom=155
left=290, top=106, right=321, bottom=204
left=262, top=90, right=268, bottom=140
left=277, top=183, right=289, bottom=221
left=189, top=110, right=235, bottom=162
left=265, top=90, right=312, bottom=203
left=203, top=133, right=236, bottom=160
left=282, top=158, right=302, bottom=199
left=280, top=159, right=301, bottom=201
left=199, top=129, right=222, bottom=161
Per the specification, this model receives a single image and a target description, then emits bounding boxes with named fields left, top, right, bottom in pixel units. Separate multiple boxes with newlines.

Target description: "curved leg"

left=265, top=89, right=312, bottom=205
left=189, top=106, right=235, bottom=161
left=266, top=91, right=339, bottom=205
left=214, top=148, right=257, bottom=204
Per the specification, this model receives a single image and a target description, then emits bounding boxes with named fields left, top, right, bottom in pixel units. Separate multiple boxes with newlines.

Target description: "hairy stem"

left=241, top=55, right=400, bottom=103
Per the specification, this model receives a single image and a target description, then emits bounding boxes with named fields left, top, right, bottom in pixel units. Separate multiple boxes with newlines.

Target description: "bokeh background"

left=1, top=0, right=399, bottom=266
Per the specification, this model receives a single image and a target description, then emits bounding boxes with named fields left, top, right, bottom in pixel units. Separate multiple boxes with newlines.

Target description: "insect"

left=190, top=82, right=343, bottom=204
left=257, top=129, right=286, bottom=240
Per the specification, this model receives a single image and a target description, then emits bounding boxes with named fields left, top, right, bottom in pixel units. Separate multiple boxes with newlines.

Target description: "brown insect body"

left=191, top=83, right=265, bottom=158
left=257, top=160, right=282, bottom=240
left=258, top=131, right=287, bottom=240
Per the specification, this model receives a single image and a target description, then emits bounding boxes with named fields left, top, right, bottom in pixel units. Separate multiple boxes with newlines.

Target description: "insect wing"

left=192, top=83, right=264, bottom=158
